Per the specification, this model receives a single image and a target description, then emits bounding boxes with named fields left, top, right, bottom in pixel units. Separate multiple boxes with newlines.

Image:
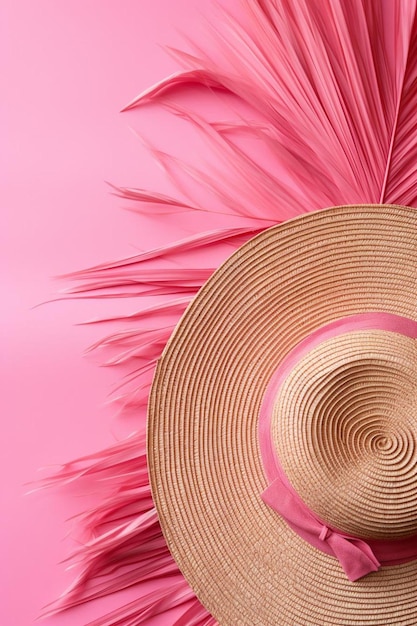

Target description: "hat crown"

left=273, top=329, right=417, bottom=539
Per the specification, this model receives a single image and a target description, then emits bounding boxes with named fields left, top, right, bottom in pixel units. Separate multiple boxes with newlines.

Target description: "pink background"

left=2, top=1, right=218, bottom=623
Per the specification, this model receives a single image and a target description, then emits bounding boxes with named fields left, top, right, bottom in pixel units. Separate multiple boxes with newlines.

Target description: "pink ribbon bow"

left=262, top=476, right=380, bottom=581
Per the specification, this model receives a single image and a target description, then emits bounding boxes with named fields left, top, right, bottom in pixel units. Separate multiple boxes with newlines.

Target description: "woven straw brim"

left=148, top=205, right=417, bottom=626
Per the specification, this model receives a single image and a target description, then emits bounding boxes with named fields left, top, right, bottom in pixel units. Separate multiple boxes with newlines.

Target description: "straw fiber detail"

left=148, top=205, right=417, bottom=625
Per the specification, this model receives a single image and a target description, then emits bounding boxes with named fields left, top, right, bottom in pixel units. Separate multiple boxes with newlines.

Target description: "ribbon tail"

left=325, top=532, right=380, bottom=582
left=262, top=477, right=381, bottom=582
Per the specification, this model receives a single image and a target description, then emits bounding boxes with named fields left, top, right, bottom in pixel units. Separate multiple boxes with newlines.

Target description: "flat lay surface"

left=2, top=1, right=214, bottom=623
left=4, top=1, right=417, bottom=625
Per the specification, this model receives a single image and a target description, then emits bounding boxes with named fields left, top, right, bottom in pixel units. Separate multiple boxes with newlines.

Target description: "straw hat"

left=148, top=204, right=417, bottom=625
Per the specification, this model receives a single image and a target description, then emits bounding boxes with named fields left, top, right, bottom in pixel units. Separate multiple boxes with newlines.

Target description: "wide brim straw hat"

left=148, top=203, right=417, bottom=625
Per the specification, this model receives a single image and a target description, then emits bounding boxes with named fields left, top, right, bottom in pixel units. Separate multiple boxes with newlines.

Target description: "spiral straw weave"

left=274, top=330, right=417, bottom=541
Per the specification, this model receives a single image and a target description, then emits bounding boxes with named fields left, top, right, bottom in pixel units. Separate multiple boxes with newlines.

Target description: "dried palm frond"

left=46, top=1, right=417, bottom=624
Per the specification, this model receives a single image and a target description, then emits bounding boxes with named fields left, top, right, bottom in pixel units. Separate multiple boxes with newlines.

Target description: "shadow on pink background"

left=2, top=1, right=221, bottom=623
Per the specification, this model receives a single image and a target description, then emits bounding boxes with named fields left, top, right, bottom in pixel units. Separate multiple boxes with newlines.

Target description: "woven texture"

left=274, top=329, right=417, bottom=540
left=149, top=204, right=417, bottom=625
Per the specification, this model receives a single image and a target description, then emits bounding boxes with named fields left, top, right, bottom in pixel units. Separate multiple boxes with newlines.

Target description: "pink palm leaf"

left=44, top=1, right=417, bottom=624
